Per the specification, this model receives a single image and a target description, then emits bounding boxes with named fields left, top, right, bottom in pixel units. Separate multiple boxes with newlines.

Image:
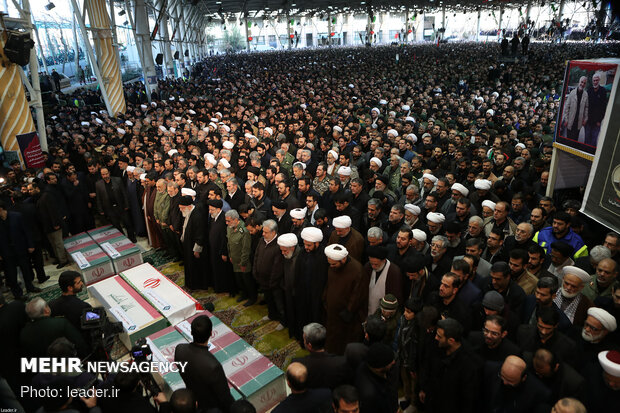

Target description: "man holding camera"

left=174, top=315, right=234, bottom=412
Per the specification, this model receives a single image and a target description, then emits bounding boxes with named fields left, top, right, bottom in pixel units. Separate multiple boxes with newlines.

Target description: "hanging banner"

left=581, top=59, right=620, bottom=234
left=16, top=131, right=45, bottom=168
left=555, top=60, right=617, bottom=157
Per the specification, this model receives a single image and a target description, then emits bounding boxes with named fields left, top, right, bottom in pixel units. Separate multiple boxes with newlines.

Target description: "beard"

left=560, top=287, right=579, bottom=299
left=581, top=328, right=603, bottom=343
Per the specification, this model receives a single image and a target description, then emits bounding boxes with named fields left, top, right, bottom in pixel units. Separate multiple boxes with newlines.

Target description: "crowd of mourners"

left=2, top=41, right=620, bottom=413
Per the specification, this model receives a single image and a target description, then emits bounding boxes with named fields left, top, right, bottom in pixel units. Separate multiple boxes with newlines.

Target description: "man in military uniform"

left=224, top=209, right=255, bottom=305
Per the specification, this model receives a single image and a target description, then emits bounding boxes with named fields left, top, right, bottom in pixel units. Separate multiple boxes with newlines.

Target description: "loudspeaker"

left=3, top=32, right=35, bottom=66
left=184, top=50, right=189, bottom=57
left=155, top=53, right=163, bottom=65
left=174, top=51, right=179, bottom=59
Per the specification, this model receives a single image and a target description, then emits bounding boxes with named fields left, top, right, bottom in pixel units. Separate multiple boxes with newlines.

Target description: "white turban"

left=169, top=96, right=175, bottom=101
left=221, top=124, right=231, bottom=133
left=412, top=229, right=427, bottom=242
left=562, top=266, right=591, bottom=283
left=209, top=122, right=218, bottom=129
left=300, top=103, right=307, bottom=110
left=338, top=166, right=352, bottom=176
left=387, top=129, right=398, bottom=137
left=486, top=109, right=495, bottom=116
left=349, top=84, right=355, bottom=88
left=379, top=99, right=387, bottom=105
left=264, top=127, right=273, bottom=136
left=405, top=116, right=415, bottom=123
left=332, top=215, right=352, bottom=229
left=222, top=141, right=234, bottom=149
left=95, top=118, right=103, bottom=124
left=402, top=105, right=410, bottom=111
left=188, top=109, right=196, bottom=115
left=599, top=351, right=620, bottom=377
left=301, top=227, right=323, bottom=243
left=170, top=127, right=176, bottom=133
left=587, top=308, right=617, bottom=332
left=475, top=179, right=492, bottom=191
left=515, top=143, right=526, bottom=149
left=404, top=204, right=421, bottom=216
left=81, top=121, right=89, bottom=126
left=219, top=159, right=231, bottom=169
left=168, top=149, right=178, bottom=157
left=159, top=125, right=167, bottom=132
left=117, top=128, right=126, bottom=135
left=324, top=244, right=349, bottom=261
left=406, top=133, right=417, bottom=143
left=370, top=157, right=382, bottom=168
left=140, top=104, right=147, bottom=110
left=328, top=150, right=338, bottom=160
left=481, top=200, right=496, bottom=211
left=204, top=153, right=216, bottom=164
left=333, top=126, right=343, bottom=133
left=277, top=233, right=298, bottom=247
left=151, top=102, right=157, bottom=107
left=126, top=166, right=136, bottom=173
left=371, top=107, right=380, bottom=114
left=451, top=183, right=469, bottom=197
left=179, top=98, right=185, bottom=102
left=139, top=173, right=147, bottom=180
left=215, top=112, right=223, bottom=118
left=290, top=208, right=307, bottom=220
left=427, top=212, right=445, bottom=224
left=125, top=120, right=133, bottom=126
left=422, top=173, right=438, bottom=184
left=181, top=188, right=196, bottom=197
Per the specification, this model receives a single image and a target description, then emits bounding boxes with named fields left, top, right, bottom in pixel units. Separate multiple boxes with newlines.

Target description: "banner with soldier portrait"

left=555, top=60, right=617, bottom=157
left=581, top=59, right=620, bottom=234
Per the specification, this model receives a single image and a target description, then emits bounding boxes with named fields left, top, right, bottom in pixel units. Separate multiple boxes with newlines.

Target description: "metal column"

left=476, top=8, right=481, bottom=41
left=134, top=0, right=157, bottom=99
left=244, top=16, right=250, bottom=51
left=159, top=0, right=175, bottom=76
left=71, top=0, right=125, bottom=115
left=499, top=5, right=504, bottom=34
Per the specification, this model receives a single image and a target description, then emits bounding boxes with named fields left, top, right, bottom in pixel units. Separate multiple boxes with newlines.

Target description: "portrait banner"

left=582, top=59, right=620, bottom=234
left=555, top=60, right=617, bottom=157
left=16, top=131, right=45, bottom=168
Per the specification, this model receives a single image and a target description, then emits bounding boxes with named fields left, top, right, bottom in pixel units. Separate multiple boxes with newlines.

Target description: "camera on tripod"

left=130, top=338, right=161, bottom=398
left=80, top=307, right=124, bottom=360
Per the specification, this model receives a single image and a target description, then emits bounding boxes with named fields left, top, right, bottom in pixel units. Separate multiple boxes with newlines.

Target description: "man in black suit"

left=225, top=179, right=248, bottom=211
left=0, top=293, right=28, bottom=392
left=95, top=167, right=136, bottom=242
left=483, top=355, right=551, bottom=412
left=293, top=323, right=350, bottom=390
left=174, top=315, right=233, bottom=412
left=272, top=362, right=331, bottom=413
left=516, top=306, right=577, bottom=367
left=0, top=201, right=40, bottom=298
left=48, top=271, right=91, bottom=333
left=178, top=196, right=209, bottom=291
left=531, top=348, right=586, bottom=403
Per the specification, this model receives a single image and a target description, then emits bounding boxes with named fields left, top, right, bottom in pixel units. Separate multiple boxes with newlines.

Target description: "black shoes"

left=38, top=276, right=50, bottom=284
left=243, top=299, right=256, bottom=307
left=56, top=262, right=69, bottom=269
left=27, top=287, right=42, bottom=293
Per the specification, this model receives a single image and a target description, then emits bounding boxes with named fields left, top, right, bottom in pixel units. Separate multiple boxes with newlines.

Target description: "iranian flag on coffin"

left=63, top=232, right=96, bottom=254
left=175, top=312, right=285, bottom=413
left=120, top=263, right=201, bottom=325
left=88, top=225, right=123, bottom=243
left=69, top=243, right=114, bottom=285
left=99, top=235, right=143, bottom=273
left=147, top=326, right=189, bottom=394
left=87, top=275, right=168, bottom=349
left=147, top=324, right=242, bottom=400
